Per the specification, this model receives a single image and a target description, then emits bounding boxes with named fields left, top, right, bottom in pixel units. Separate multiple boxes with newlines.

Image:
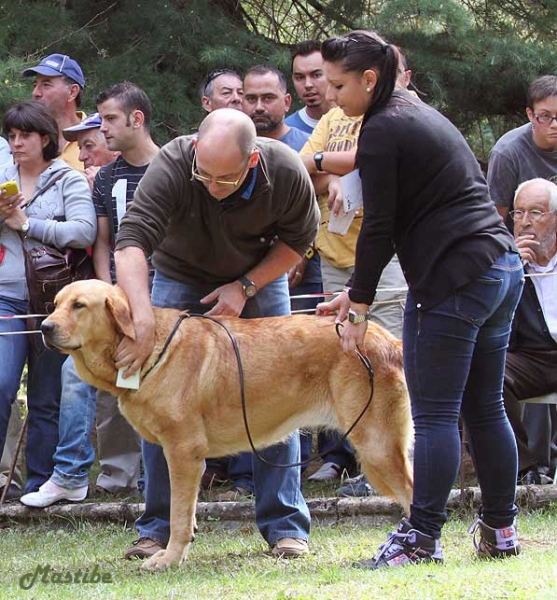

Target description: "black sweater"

left=349, top=91, right=516, bottom=309
left=509, top=278, right=557, bottom=352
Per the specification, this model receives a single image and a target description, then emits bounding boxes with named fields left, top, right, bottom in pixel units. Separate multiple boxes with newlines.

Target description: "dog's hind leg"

left=141, top=439, right=206, bottom=571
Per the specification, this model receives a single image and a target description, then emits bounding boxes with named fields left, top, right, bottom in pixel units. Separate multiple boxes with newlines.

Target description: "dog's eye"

left=73, top=301, right=86, bottom=310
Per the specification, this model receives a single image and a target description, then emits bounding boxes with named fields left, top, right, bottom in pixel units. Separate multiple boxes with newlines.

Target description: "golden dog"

left=41, top=280, right=413, bottom=570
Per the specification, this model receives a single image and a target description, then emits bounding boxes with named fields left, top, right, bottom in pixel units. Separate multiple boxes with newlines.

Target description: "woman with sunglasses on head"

left=316, top=30, right=525, bottom=568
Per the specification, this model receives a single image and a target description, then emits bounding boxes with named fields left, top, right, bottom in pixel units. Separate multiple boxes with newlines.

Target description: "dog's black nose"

left=40, top=320, right=55, bottom=334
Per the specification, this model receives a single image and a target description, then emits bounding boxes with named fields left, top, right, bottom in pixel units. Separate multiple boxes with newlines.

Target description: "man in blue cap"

left=22, top=53, right=87, bottom=170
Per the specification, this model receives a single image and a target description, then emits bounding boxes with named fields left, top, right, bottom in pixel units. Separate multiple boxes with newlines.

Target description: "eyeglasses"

left=190, top=150, right=249, bottom=187
left=509, top=209, right=554, bottom=222
left=533, top=113, right=557, bottom=126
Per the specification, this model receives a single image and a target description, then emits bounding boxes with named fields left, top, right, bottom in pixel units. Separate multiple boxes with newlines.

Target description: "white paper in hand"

left=328, top=209, right=356, bottom=235
left=340, top=169, right=363, bottom=213
left=116, top=367, right=141, bottom=390
left=327, top=169, right=363, bottom=236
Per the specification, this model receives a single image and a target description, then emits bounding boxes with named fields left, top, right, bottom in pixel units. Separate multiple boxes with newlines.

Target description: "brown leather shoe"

left=123, top=537, right=166, bottom=560
left=271, top=538, right=309, bottom=558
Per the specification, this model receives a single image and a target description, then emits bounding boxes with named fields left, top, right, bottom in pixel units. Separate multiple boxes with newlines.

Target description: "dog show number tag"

left=116, top=367, right=141, bottom=390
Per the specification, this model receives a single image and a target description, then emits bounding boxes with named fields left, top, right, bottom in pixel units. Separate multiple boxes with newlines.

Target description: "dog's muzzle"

left=40, top=319, right=80, bottom=351
left=40, top=319, right=59, bottom=349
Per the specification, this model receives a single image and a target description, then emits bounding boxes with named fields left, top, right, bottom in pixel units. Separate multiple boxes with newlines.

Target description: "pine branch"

left=35, top=2, right=118, bottom=56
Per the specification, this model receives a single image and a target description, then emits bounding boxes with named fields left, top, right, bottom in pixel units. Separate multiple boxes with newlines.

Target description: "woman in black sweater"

left=317, top=30, right=524, bottom=568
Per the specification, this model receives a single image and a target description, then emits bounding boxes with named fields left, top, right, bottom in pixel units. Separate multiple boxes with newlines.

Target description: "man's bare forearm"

left=114, top=246, right=154, bottom=327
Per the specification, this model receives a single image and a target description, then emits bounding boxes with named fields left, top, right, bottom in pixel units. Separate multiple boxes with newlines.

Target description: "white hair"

left=513, top=178, right=557, bottom=212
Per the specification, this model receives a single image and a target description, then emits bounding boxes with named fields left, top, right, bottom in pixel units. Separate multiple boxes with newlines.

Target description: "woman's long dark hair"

left=321, top=30, right=400, bottom=125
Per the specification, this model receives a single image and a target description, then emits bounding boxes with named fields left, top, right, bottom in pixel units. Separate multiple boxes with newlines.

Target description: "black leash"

left=142, top=313, right=375, bottom=469
left=141, top=312, right=191, bottom=380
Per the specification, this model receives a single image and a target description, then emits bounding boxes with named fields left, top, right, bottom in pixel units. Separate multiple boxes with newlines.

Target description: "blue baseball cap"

left=62, top=112, right=102, bottom=142
left=23, top=53, right=86, bottom=89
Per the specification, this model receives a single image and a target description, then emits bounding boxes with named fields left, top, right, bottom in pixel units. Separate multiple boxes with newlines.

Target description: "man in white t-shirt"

left=504, top=178, right=557, bottom=485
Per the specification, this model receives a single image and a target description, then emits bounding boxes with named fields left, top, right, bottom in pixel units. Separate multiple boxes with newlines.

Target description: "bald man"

left=114, top=109, right=318, bottom=561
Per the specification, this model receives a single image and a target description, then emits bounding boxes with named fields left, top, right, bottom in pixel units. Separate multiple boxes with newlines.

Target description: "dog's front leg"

left=141, top=445, right=205, bottom=571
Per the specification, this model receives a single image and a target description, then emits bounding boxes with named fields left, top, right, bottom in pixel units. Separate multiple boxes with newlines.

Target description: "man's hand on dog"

left=115, top=316, right=156, bottom=377
left=200, top=281, right=246, bottom=316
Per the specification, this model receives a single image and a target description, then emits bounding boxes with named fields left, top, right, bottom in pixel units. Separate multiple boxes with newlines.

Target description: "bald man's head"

left=193, top=109, right=259, bottom=201
left=198, top=108, right=256, bottom=158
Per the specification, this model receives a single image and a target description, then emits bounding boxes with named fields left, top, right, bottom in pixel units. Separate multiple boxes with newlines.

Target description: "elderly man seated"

left=504, top=178, right=557, bottom=485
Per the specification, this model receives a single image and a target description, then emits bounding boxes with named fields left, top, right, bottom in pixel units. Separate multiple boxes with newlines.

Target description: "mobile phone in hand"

left=0, top=181, right=19, bottom=196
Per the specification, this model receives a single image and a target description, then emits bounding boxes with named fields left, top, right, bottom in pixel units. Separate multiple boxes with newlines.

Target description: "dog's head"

left=41, top=280, right=136, bottom=353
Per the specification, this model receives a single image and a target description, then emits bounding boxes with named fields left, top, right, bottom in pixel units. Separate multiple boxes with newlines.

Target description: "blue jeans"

left=0, top=296, right=65, bottom=493
left=404, top=252, right=524, bottom=537
left=50, top=356, right=96, bottom=489
left=137, top=271, right=311, bottom=546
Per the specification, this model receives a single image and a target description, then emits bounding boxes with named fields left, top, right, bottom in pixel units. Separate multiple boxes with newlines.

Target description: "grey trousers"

left=96, top=389, right=141, bottom=492
left=0, top=403, right=24, bottom=490
left=319, top=255, right=407, bottom=339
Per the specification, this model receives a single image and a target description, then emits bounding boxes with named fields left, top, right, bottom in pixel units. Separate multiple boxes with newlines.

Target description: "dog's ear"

left=106, top=287, right=136, bottom=340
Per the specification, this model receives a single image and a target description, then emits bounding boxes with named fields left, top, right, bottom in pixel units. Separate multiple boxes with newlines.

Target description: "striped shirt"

left=92, top=156, right=150, bottom=281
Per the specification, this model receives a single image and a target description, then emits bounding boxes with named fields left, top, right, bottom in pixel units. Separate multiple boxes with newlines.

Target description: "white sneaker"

left=307, top=462, right=342, bottom=481
left=20, top=480, right=88, bottom=508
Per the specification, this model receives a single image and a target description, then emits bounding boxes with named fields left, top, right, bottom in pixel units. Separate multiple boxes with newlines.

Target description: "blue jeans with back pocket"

left=403, top=251, right=524, bottom=537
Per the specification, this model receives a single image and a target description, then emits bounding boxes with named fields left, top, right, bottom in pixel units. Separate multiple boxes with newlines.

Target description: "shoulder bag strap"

left=18, top=167, right=74, bottom=247
left=20, top=167, right=73, bottom=211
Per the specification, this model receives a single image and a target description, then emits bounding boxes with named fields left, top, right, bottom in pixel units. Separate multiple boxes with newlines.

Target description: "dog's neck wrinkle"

left=72, top=336, right=121, bottom=396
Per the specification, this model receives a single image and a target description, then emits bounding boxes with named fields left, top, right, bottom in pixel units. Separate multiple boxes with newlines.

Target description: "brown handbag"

left=19, top=169, right=95, bottom=314
left=23, top=244, right=94, bottom=314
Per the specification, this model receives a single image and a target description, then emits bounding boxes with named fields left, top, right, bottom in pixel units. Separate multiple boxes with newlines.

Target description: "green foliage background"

left=1, top=0, right=556, bottom=160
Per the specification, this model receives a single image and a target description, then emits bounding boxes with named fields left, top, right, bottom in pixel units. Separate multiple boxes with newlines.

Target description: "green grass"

left=0, top=506, right=555, bottom=600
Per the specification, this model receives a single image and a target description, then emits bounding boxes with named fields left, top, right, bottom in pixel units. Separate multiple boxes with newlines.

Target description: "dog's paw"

left=140, top=550, right=177, bottom=571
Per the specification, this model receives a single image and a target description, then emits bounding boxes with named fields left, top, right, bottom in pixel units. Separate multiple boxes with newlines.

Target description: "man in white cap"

left=23, top=53, right=87, bottom=170
left=63, top=113, right=119, bottom=189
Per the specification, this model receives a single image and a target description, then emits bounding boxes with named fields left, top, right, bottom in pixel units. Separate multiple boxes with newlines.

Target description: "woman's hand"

left=0, top=191, right=27, bottom=229
left=338, top=319, right=368, bottom=356
left=316, top=289, right=351, bottom=321
left=317, top=291, right=369, bottom=356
